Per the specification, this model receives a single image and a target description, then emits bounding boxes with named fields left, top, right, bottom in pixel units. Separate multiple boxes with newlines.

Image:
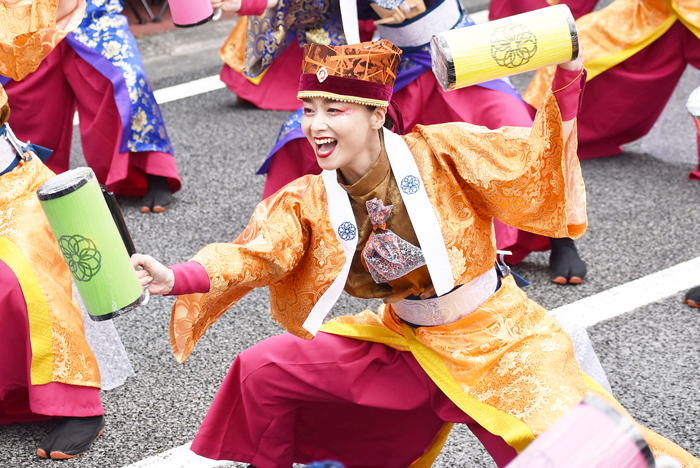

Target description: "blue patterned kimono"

left=66, top=0, right=173, bottom=155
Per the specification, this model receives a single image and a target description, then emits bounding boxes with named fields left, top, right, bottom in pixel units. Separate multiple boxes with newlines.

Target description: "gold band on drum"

left=431, top=5, right=579, bottom=92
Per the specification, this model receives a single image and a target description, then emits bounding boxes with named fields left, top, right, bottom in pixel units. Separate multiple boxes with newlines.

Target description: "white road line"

left=121, top=255, right=700, bottom=468
left=123, top=442, right=227, bottom=468
left=551, top=256, right=700, bottom=327
left=152, top=75, right=227, bottom=104
left=72, top=75, right=226, bottom=126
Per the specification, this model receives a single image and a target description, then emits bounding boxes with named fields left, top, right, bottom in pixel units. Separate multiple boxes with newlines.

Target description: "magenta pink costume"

left=0, top=261, right=103, bottom=424
left=488, top=0, right=597, bottom=21
left=2, top=0, right=181, bottom=197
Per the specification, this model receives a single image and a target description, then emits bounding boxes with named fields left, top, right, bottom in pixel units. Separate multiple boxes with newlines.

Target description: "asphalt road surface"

left=2, top=1, right=699, bottom=467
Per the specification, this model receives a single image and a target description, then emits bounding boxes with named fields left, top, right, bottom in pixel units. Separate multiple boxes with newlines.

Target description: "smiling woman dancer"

left=132, top=41, right=698, bottom=468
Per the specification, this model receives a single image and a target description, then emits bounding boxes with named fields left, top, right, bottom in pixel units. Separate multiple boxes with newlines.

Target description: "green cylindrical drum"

left=37, top=167, right=147, bottom=321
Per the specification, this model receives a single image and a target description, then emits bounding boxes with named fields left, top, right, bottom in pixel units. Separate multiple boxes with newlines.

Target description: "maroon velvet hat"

left=297, top=40, right=402, bottom=107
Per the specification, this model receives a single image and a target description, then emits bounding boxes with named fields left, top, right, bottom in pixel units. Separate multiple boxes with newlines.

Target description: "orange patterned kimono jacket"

left=524, top=0, right=700, bottom=107
left=171, top=90, right=697, bottom=464
left=0, top=0, right=99, bottom=389
left=0, top=0, right=85, bottom=111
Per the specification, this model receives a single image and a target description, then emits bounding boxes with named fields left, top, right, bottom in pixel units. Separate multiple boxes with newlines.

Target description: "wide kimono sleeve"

left=169, top=177, right=317, bottom=363
left=416, top=89, right=587, bottom=239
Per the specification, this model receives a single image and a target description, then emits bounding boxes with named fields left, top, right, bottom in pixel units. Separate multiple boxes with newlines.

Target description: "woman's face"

left=301, top=97, right=385, bottom=184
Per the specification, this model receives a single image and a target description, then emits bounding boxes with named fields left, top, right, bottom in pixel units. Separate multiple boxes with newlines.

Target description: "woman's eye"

left=303, top=108, right=314, bottom=115
left=328, top=108, right=341, bottom=114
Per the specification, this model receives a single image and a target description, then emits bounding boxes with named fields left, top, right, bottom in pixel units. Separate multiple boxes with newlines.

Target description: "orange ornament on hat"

left=297, top=40, right=402, bottom=108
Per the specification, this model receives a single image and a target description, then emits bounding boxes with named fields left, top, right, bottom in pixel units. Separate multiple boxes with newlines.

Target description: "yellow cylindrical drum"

left=431, top=5, right=579, bottom=91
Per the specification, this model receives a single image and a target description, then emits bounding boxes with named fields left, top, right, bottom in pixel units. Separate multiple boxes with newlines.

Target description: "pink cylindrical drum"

left=506, top=397, right=654, bottom=468
left=169, top=0, right=214, bottom=27
left=687, top=86, right=700, bottom=136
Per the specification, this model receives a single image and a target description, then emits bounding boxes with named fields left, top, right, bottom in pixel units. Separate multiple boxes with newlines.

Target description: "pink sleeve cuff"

left=552, top=66, right=587, bottom=121
left=238, top=0, right=268, bottom=16
left=166, top=262, right=211, bottom=296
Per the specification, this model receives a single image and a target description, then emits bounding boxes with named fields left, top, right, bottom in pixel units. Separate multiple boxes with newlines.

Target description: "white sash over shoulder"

left=302, top=130, right=456, bottom=335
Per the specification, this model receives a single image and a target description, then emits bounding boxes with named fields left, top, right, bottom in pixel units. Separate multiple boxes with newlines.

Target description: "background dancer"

left=0, top=0, right=131, bottom=459
left=524, top=0, right=700, bottom=180
left=2, top=0, right=181, bottom=213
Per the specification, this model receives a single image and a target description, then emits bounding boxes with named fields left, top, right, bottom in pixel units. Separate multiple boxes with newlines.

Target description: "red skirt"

left=0, top=260, right=103, bottom=425
left=220, top=41, right=304, bottom=112
left=488, top=0, right=597, bottom=21
left=191, top=332, right=518, bottom=468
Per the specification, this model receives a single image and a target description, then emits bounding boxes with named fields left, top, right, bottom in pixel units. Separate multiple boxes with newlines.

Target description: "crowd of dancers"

left=1, top=0, right=699, bottom=465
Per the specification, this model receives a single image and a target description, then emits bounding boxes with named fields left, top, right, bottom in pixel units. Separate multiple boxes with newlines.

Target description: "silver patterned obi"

left=391, top=268, right=498, bottom=326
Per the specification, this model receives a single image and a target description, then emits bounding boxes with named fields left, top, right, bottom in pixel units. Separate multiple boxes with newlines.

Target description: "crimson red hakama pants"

left=191, top=332, right=518, bottom=468
left=488, top=0, right=597, bottom=21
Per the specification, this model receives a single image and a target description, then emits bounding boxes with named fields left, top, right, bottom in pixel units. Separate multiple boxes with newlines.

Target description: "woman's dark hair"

left=366, top=105, right=396, bottom=131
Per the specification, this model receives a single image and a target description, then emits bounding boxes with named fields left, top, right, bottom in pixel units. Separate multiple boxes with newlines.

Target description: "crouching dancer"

left=132, top=41, right=699, bottom=467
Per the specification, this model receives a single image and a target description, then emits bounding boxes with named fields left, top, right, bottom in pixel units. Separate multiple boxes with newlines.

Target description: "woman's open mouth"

left=314, top=137, right=337, bottom=158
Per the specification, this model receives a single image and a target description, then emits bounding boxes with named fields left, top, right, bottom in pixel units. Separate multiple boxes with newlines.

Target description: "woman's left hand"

left=372, top=0, right=426, bottom=25
left=559, top=50, right=584, bottom=71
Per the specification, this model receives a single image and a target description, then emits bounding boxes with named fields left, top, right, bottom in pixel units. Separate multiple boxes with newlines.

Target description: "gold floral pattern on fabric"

left=524, top=0, right=700, bottom=108
left=219, top=17, right=248, bottom=74
left=171, top=175, right=346, bottom=362
left=170, top=91, right=586, bottom=363
left=0, top=157, right=100, bottom=387
left=0, top=0, right=85, bottom=81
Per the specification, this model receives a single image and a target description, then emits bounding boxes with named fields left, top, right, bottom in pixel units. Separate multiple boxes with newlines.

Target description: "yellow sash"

left=0, top=237, right=54, bottom=385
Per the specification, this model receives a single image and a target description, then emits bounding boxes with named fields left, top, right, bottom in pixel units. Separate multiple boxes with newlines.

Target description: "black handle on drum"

left=100, top=185, right=137, bottom=257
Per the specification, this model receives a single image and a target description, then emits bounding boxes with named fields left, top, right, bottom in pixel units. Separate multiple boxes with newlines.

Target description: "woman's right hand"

left=131, top=254, right=175, bottom=296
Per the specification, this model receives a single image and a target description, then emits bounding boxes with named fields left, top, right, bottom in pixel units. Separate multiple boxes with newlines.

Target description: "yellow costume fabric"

left=0, top=0, right=86, bottom=108
left=321, top=282, right=699, bottom=465
left=0, top=156, right=100, bottom=388
left=524, top=0, right=700, bottom=108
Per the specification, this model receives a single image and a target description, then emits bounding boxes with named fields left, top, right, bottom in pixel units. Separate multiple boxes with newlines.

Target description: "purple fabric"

left=167, top=261, right=210, bottom=296
left=65, top=34, right=132, bottom=154
left=0, top=76, right=10, bottom=86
